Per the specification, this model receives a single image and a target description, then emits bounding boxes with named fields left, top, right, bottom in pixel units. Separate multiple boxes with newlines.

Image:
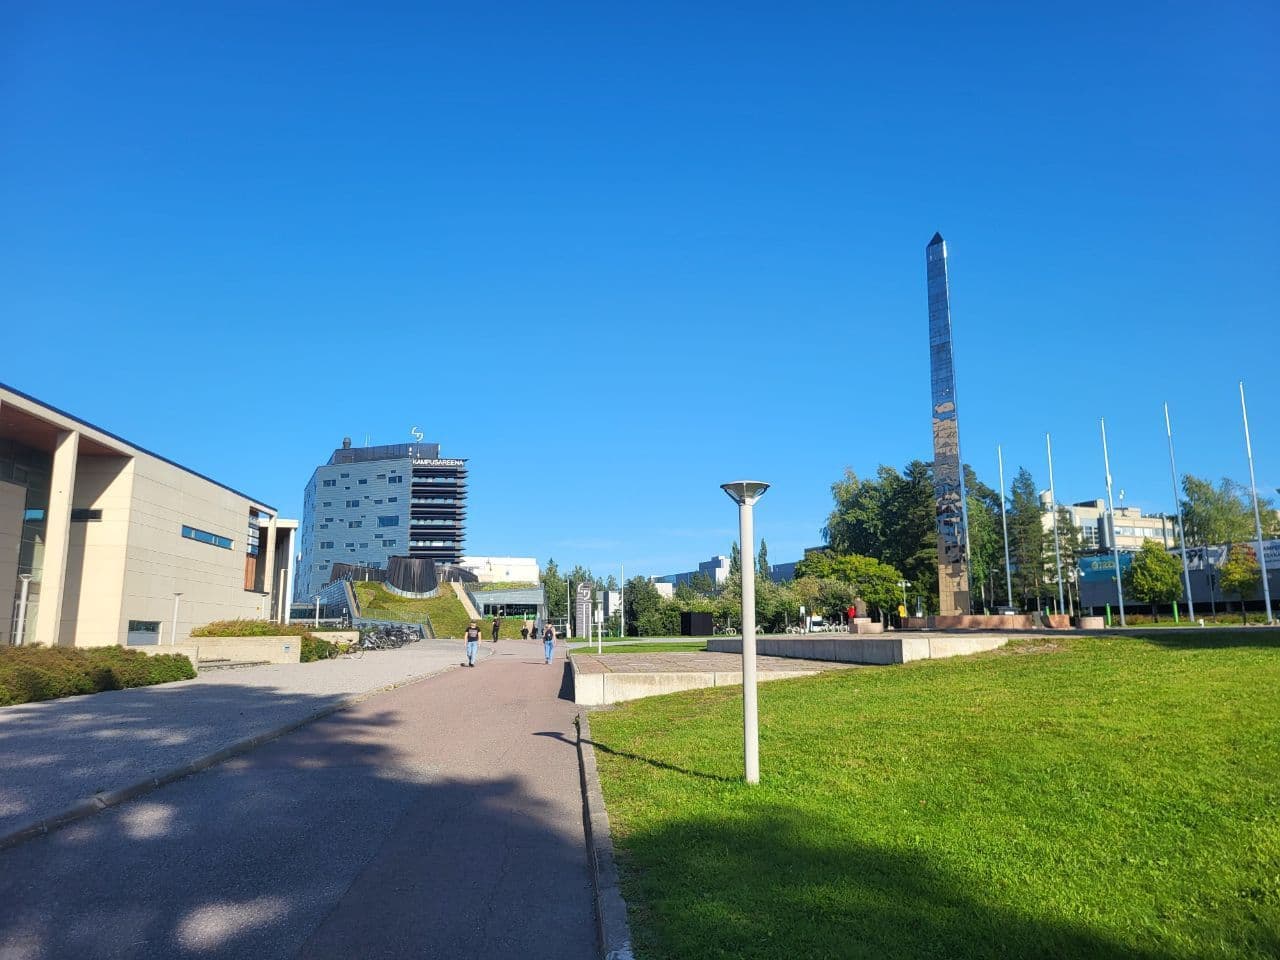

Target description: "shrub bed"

left=0, top=646, right=196, bottom=706
left=300, top=635, right=343, bottom=662
left=191, top=619, right=314, bottom=638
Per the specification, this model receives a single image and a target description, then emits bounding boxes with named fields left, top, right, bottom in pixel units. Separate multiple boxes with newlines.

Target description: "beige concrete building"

left=1, top=384, right=296, bottom=648
left=1041, top=496, right=1176, bottom=552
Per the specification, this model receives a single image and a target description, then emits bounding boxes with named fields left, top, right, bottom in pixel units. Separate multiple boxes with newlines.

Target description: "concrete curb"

left=0, top=664, right=454, bottom=852
left=575, top=709, right=635, bottom=960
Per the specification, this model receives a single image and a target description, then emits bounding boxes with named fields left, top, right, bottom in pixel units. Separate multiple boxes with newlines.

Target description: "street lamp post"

left=997, top=445, right=1014, bottom=610
left=721, top=480, right=769, bottom=785
left=14, top=574, right=33, bottom=646
left=314, top=595, right=321, bottom=628
left=897, top=579, right=910, bottom=611
left=171, top=592, right=183, bottom=646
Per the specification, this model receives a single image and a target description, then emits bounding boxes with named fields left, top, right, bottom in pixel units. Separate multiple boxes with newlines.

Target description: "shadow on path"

left=0, top=680, right=595, bottom=959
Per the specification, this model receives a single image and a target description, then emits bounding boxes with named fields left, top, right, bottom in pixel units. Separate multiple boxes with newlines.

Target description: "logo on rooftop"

left=410, top=426, right=424, bottom=443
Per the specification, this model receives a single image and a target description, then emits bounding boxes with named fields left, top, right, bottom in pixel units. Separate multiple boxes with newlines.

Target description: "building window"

left=322, top=501, right=332, bottom=507
left=323, top=479, right=336, bottom=487
left=349, top=520, right=362, bottom=528
left=345, top=499, right=359, bottom=508
left=359, top=542, right=369, bottom=548
left=374, top=499, right=383, bottom=505
left=126, top=620, right=161, bottom=646
left=346, top=542, right=355, bottom=548
left=71, top=508, right=103, bottom=522
left=376, top=474, right=386, bottom=480
left=358, top=478, right=368, bottom=485
left=378, top=516, right=399, bottom=527
left=319, top=524, right=329, bottom=530
left=320, top=541, right=334, bottom=549
left=384, top=540, right=397, bottom=547
left=388, top=497, right=398, bottom=503
left=388, top=475, right=403, bottom=484
left=340, top=473, right=349, bottom=479
left=182, top=525, right=233, bottom=549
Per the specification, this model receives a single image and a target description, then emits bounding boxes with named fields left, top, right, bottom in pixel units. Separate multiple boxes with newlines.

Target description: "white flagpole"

left=1100, top=418, right=1127, bottom=626
left=1164, top=403, right=1196, bottom=621
left=997, top=445, right=1013, bottom=609
left=1047, top=433, right=1065, bottom=616
left=1239, top=381, right=1274, bottom=624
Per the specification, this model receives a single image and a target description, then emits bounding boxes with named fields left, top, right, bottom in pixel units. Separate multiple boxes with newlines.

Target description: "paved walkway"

left=0, top=640, right=484, bottom=841
left=0, top=639, right=593, bottom=959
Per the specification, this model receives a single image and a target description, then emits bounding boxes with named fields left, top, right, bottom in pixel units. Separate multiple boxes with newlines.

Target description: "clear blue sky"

left=3, top=2, right=1277, bottom=577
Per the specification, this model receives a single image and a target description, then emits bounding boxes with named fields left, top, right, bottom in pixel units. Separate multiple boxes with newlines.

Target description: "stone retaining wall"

left=708, top=633, right=1009, bottom=665
left=146, top=636, right=303, bottom=667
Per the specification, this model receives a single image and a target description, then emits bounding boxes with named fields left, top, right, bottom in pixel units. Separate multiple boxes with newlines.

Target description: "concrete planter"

left=147, top=636, right=303, bottom=669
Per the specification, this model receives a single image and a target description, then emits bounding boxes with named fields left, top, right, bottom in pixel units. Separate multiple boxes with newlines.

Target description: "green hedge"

left=191, top=619, right=315, bottom=637
left=300, top=635, right=343, bottom=662
left=0, top=646, right=196, bottom=706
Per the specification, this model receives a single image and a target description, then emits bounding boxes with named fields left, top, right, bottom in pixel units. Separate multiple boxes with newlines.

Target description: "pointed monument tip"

left=928, top=231, right=944, bottom=246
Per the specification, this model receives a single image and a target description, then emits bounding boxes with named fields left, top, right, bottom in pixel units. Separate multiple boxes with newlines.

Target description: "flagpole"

left=1239, top=381, right=1274, bottom=624
left=997, top=445, right=1014, bottom=610
left=1164, top=403, right=1196, bottom=622
left=1100, top=418, right=1127, bottom=626
left=1047, top=433, right=1065, bottom=616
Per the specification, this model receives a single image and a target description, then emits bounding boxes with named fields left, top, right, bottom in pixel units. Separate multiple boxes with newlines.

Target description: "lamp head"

left=721, top=481, right=770, bottom=506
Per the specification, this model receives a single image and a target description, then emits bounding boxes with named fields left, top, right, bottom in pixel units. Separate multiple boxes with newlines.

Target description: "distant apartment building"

left=653, top=555, right=731, bottom=589
left=296, top=438, right=467, bottom=601
left=1042, top=496, right=1176, bottom=552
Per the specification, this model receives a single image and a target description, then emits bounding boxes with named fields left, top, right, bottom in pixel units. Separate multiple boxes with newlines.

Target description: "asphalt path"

left=0, top=639, right=595, bottom=960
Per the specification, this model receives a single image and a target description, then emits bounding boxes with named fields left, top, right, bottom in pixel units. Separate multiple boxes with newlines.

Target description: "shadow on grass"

left=1122, top=627, right=1280, bottom=651
left=615, top=804, right=1275, bottom=960
left=532, top=730, right=736, bottom=784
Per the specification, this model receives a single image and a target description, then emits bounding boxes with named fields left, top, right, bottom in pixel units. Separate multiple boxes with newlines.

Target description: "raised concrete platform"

left=708, top=631, right=1026, bottom=664
left=570, top=651, right=858, bottom=706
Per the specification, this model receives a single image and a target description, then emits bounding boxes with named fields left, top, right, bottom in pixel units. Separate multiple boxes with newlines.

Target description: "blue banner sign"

left=1078, top=553, right=1133, bottom=583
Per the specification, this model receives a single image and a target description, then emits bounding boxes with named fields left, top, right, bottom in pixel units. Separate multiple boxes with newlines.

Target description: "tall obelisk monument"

left=925, top=232, right=971, bottom=615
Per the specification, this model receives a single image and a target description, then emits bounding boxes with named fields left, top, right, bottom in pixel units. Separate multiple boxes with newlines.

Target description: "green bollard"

left=1173, top=602, right=1179, bottom=624
left=1105, top=603, right=1112, bottom=627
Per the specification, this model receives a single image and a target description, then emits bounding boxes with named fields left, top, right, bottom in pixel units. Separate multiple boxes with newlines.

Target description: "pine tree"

left=1008, top=468, right=1045, bottom=610
left=757, top=540, right=770, bottom=580
left=729, top=541, right=741, bottom=577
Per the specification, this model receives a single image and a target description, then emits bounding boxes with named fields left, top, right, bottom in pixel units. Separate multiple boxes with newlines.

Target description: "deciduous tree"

left=1219, top=544, right=1262, bottom=624
left=1123, top=540, right=1183, bottom=621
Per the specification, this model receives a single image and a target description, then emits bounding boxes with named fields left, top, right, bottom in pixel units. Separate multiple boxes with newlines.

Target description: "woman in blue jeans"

left=542, top=622, right=556, bottom=664
left=464, top=621, right=480, bottom=668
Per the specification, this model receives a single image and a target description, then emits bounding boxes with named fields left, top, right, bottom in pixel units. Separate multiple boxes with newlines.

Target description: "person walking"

left=464, top=621, right=480, bottom=668
left=491, top=616, right=502, bottom=643
left=520, top=623, right=530, bottom=641
left=542, top=621, right=556, bottom=665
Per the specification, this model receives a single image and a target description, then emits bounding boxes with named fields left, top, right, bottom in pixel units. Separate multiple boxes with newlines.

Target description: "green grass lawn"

left=572, top=642, right=709, bottom=654
left=589, top=633, right=1280, bottom=960
left=352, top=582, right=529, bottom=639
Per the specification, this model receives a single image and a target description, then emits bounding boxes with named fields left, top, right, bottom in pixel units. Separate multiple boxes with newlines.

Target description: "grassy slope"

left=352, top=582, right=526, bottom=638
left=590, top=634, right=1280, bottom=960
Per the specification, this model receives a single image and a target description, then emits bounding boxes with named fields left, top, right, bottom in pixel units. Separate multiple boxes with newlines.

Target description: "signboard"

left=575, top=582, right=593, bottom=639
left=1078, top=553, right=1133, bottom=583
left=413, top=458, right=466, bottom=467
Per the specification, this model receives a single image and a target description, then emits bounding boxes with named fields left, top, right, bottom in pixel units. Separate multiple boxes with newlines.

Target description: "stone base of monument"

left=1077, top=616, right=1106, bottom=629
left=904, top=614, right=1072, bottom=630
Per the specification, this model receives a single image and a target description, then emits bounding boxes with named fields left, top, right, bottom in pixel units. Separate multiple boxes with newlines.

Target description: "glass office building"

left=295, top=438, right=468, bottom=601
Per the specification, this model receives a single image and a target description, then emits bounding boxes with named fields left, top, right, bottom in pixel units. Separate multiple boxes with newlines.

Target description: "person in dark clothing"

left=491, top=616, right=502, bottom=643
left=520, top=624, right=530, bottom=641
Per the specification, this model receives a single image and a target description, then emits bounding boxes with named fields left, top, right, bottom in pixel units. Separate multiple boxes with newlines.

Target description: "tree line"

left=540, top=465, right=1276, bottom=636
